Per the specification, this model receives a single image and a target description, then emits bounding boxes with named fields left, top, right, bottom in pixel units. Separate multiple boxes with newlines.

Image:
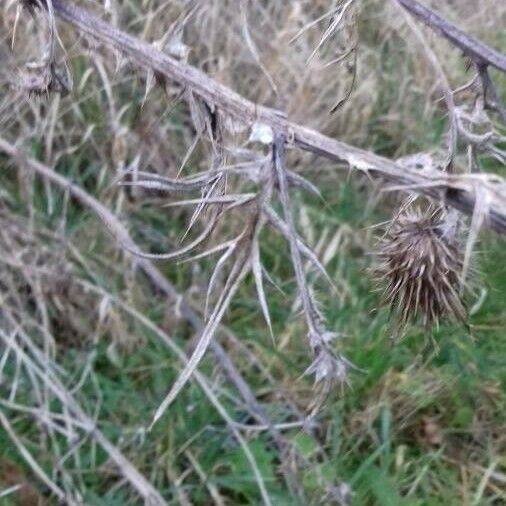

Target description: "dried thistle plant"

left=4, top=0, right=505, bottom=432
left=376, top=205, right=467, bottom=331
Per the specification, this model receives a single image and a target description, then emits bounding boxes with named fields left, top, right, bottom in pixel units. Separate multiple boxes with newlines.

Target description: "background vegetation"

left=0, top=0, right=505, bottom=504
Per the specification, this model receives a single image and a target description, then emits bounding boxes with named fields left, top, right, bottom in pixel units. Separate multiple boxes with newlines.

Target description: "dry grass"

left=0, top=0, right=505, bottom=504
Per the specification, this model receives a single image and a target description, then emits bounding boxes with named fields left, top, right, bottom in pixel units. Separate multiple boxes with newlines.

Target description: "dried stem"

left=47, top=0, right=506, bottom=234
left=397, top=0, right=506, bottom=72
left=273, top=136, right=350, bottom=391
left=398, top=0, right=506, bottom=123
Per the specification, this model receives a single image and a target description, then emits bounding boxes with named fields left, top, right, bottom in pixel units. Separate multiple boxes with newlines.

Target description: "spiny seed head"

left=376, top=206, right=466, bottom=330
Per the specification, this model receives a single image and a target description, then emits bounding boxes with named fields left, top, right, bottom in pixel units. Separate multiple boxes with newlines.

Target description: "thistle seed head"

left=376, top=206, right=467, bottom=329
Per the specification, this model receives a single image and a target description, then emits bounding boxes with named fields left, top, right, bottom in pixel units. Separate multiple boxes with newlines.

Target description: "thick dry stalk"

left=398, top=0, right=506, bottom=122
left=398, top=0, right=506, bottom=72
left=49, top=0, right=506, bottom=234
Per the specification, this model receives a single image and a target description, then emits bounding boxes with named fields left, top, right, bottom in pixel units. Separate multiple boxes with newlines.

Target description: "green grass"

left=1, top=3, right=505, bottom=501
left=1, top=163, right=504, bottom=504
